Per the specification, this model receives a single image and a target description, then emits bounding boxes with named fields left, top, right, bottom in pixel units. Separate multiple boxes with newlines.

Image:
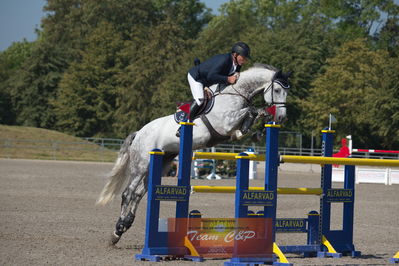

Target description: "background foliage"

left=1, top=0, right=398, bottom=148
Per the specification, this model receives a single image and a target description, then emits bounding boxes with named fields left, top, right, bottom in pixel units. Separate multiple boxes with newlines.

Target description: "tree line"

left=1, top=0, right=398, bottom=149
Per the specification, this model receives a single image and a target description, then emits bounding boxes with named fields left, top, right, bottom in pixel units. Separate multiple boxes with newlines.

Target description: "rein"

left=216, top=85, right=252, bottom=105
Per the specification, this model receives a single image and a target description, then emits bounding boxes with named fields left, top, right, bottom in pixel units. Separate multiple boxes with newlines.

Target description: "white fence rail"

left=332, top=167, right=399, bottom=185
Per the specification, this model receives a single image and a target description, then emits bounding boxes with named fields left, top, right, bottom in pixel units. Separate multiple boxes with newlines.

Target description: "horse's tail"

left=96, top=132, right=137, bottom=205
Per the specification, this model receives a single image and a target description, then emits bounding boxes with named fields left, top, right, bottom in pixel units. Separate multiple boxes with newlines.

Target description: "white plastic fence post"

left=247, top=148, right=257, bottom=180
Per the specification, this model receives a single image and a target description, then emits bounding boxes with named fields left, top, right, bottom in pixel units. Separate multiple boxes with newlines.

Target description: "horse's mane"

left=219, top=63, right=281, bottom=98
left=235, top=63, right=278, bottom=90
left=251, top=63, right=279, bottom=72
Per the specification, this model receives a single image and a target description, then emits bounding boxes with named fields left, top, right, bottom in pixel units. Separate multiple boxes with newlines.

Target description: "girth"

left=200, top=115, right=229, bottom=147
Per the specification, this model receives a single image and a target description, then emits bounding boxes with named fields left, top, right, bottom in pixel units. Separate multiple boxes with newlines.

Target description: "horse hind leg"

left=109, top=153, right=175, bottom=245
left=110, top=175, right=148, bottom=245
left=109, top=189, right=136, bottom=245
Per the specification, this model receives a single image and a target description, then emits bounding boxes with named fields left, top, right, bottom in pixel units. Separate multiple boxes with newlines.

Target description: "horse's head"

left=243, top=64, right=291, bottom=123
left=263, top=69, right=292, bottom=123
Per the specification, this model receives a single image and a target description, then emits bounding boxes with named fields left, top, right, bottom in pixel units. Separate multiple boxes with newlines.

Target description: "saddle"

left=174, top=88, right=215, bottom=124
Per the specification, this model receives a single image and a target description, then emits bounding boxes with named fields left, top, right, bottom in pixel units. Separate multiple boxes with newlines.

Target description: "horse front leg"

left=110, top=174, right=148, bottom=245
left=240, top=106, right=259, bottom=134
left=221, top=107, right=255, bottom=140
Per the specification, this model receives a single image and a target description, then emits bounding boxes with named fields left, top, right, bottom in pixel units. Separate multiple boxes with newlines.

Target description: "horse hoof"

left=231, top=130, right=244, bottom=140
left=109, top=231, right=121, bottom=246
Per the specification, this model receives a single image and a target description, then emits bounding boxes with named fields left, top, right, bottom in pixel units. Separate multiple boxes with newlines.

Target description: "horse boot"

left=176, top=100, right=203, bottom=137
left=241, top=109, right=258, bottom=134
left=110, top=211, right=135, bottom=245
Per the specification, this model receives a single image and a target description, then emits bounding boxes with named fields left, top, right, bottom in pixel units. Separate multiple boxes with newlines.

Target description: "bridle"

left=263, top=79, right=290, bottom=107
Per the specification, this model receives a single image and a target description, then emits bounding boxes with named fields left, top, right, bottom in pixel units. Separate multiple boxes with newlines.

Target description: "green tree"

left=364, top=53, right=399, bottom=149
left=374, top=17, right=399, bottom=57
left=54, top=22, right=124, bottom=137
left=316, top=0, right=399, bottom=37
left=8, top=0, right=159, bottom=132
left=113, top=0, right=212, bottom=136
left=6, top=0, right=86, bottom=128
left=114, top=20, right=193, bottom=136
left=154, top=0, right=212, bottom=39
left=300, top=39, right=399, bottom=148
left=8, top=41, right=67, bottom=128
left=48, top=0, right=212, bottom=137
left=0, top=40, right=34, bottom=124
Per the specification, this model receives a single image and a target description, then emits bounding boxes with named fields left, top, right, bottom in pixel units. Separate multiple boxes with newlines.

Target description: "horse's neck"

left=221, top=69, right=274, bottom=100
left=200, top=68, right=275, bottom=138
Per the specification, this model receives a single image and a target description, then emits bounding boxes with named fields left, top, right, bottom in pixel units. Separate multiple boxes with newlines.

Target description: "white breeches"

left=188, top=73, right=204, bottom=105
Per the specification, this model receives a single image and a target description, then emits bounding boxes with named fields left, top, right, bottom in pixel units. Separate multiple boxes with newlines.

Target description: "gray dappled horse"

left=97, top=63, right=291, bottom=245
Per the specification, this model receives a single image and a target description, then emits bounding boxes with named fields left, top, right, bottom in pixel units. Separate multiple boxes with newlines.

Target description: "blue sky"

left=0, top=0, right=228, bottom=51
left=0, top=0, right=46, bottom=51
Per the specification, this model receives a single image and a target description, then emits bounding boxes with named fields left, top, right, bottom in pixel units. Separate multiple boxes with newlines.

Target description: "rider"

left=176, top=42, right=251, bottom=137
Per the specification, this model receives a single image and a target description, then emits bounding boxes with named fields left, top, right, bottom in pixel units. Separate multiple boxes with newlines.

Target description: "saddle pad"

left=174, top=89, right=215, bottom=124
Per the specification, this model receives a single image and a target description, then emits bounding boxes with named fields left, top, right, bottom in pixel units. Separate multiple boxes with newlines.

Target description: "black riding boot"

left=176, top=100, right=203, bottom=137
left=188, top=101, right=202, bottom=122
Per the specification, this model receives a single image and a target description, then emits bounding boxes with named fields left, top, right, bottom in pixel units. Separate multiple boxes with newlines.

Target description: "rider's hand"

left=227, top=74, right=238, bottom=84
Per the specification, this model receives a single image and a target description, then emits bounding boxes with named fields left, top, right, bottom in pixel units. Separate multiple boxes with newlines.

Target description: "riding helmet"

left=232, top=42, right=251, bottom=59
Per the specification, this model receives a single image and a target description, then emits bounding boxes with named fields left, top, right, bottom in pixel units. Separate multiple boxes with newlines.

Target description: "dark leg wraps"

left=241, top=109, right=258, bottom=134
left=115, top=211, right=135, bottom=237
left=111, top=211, right=135, bottom=245
left=110, top=212, right=134, bottom=246
left=111, top=212, right=135, bottom=245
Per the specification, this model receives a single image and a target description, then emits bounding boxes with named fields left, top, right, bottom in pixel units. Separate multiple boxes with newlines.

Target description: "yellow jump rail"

left=193, top=152, right=265, bottom=161
left=193, top=152, right=399, bottom=167
left=191, top=186, right=322, bottom=195
left=281, top=155, right=399, bottom=167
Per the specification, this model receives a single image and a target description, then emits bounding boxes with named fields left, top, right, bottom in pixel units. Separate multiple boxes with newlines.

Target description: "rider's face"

left=235, top=54, right=247, bottom=66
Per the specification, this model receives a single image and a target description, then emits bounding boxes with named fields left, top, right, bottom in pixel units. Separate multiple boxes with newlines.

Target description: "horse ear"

left=273, top=70, right=282, bottom=80
left=283, top=71, right=293, bottom=79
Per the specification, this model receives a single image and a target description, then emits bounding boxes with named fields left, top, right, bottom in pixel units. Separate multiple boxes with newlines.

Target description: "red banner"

left=167, top=218, right=273, bottom=258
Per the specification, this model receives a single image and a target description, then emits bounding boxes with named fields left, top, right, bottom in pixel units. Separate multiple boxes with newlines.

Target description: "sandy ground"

left=0, top=158, right=398, bottom=265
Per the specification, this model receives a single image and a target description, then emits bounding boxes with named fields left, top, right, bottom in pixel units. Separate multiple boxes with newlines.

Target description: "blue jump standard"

left=136, top=121, right=361, bottom=264
left=318, top=130, right=360, bottom=258
left=269, top=128, right=360, bottom=258
left=391, top=258, right=399, bottom=264
left=225, top=152, right=276, bottom=265
left=135, top=122, right=202, bottom=262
